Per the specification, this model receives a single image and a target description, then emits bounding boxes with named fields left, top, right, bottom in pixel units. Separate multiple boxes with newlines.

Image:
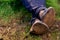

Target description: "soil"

left=0, top=19, right=60, bottom=40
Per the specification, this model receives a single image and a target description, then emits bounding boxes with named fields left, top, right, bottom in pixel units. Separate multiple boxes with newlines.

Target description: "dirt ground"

left=0, top=19, right=60, bottom=40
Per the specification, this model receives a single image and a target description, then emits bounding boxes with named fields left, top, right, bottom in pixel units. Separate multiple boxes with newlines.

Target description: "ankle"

left=39, top=10, right=44, bottom=19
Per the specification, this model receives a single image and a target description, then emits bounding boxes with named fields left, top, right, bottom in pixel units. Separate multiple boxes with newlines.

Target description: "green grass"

left=0, top=0, right=60, bottom=22
left=0, top=1, right=31, bottom=23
